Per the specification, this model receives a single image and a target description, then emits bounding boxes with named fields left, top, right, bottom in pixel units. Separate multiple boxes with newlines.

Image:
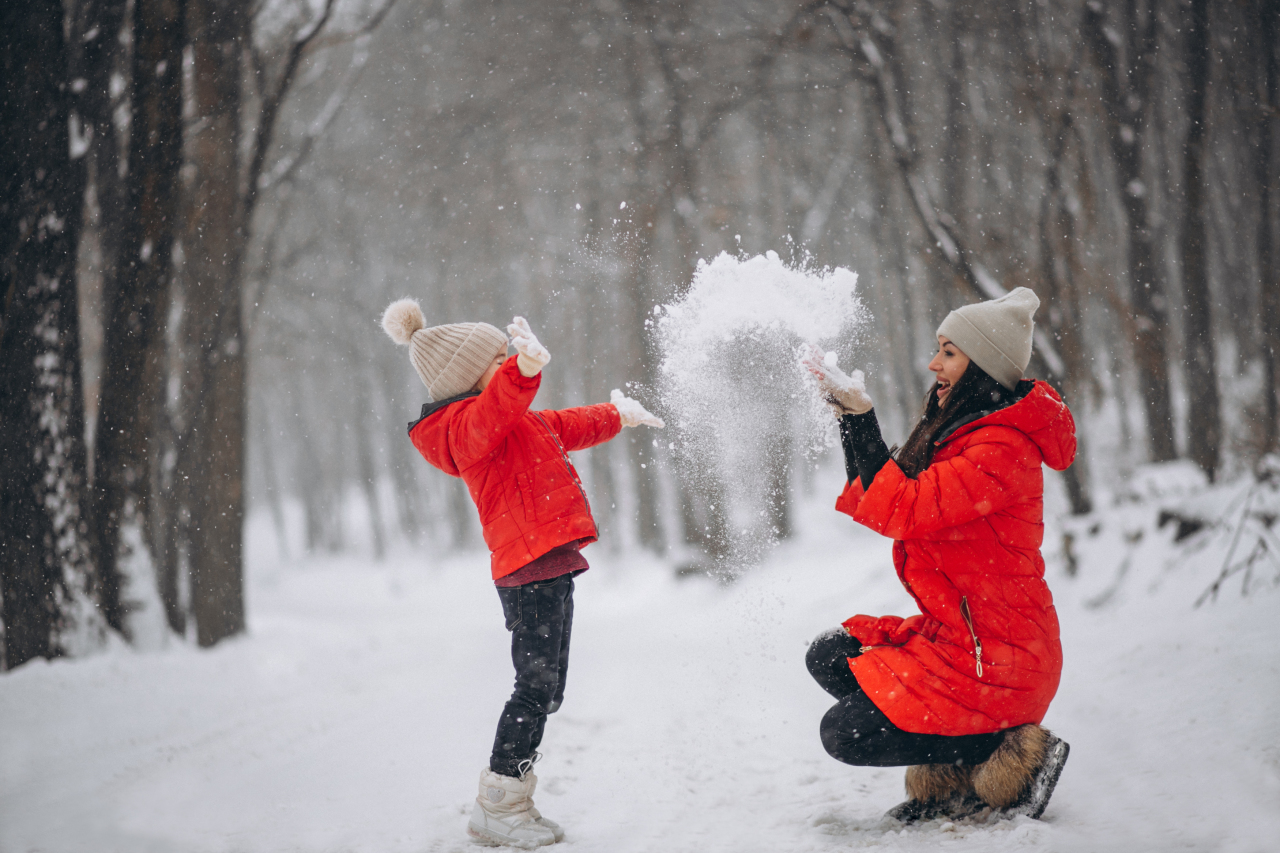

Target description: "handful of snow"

left=799, top=342, right=871, bottom=415
left=654, top=251, right=864, bottom=567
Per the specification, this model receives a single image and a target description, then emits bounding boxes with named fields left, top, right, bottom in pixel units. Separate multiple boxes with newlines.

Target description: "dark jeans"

left=806, top=628, right=1003, bottom=767
left=490, top=574, right=574, bottom=777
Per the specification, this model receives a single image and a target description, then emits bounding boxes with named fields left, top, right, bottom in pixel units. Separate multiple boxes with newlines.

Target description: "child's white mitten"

left=799, top=343, right=874, bottom=416
left=508, top=316, right=551, bottom=377
left=610, top=389, right=665, bottom=428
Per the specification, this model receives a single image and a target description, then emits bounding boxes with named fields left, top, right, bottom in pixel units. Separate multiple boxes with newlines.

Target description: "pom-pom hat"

left=935, top=287, right=1040, bottom=390
left=381, top=299, right=508, bottom=401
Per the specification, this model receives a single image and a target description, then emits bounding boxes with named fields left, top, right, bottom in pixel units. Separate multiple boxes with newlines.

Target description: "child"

left=381, top=299, right=663, bottom=848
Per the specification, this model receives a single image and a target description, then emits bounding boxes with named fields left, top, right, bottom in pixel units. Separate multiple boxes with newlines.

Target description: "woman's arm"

left=852, top=426, right=1039, bottom=539
left=839, top=410, right=893, bottom=487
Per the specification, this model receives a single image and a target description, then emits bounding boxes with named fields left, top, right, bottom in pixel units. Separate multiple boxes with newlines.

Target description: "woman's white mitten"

left=799, top=344, right=874, bottom=416
left=610, top=389, right=665, bottom=428
left=508, top=316, right=551, bottom=377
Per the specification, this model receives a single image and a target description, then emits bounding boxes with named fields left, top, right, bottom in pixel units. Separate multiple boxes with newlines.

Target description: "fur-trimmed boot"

left=972, top=724, right=1070, bottom=820
left=885, top=763, right=985, bottom=824
left=467, top=768, right=557, bottom=848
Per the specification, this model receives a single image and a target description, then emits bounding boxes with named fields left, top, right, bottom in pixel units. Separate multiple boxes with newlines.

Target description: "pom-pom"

left=382, top=298, right=425, bottom=345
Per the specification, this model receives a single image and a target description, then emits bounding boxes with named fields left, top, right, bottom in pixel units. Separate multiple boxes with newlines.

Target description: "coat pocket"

left=515, top=470, right=540, bottom=523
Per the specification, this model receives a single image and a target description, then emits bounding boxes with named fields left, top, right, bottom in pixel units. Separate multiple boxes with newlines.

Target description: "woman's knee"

left=820, top=703, right=871, bottom=764
left=806, top=627, right=849, bottom=677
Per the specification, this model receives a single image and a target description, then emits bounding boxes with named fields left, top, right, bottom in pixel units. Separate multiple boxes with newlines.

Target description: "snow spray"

left=654, top=251, right=864, bottom=573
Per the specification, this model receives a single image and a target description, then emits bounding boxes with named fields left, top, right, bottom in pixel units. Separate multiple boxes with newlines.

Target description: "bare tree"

left=0, top=0, right=104, bottom=669
left=1256, top=0, right=1280, bottom=452
left=1179, top=0, right=1220, bottom=478
left=93, top=0, right=186, bottom=635
left=1083, top=0, right=1178, bottom=463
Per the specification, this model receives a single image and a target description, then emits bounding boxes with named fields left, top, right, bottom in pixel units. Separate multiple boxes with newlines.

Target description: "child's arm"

left=536, top=403, right=622, bottom=452
left=450, top=317, right=552, bottom=462
left=537, top=390, right=662, bottom=452
left=450, top=356, right=539, bottom=462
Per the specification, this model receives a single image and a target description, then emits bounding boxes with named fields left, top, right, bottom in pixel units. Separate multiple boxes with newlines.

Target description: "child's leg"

left=491, top=575, right=573, bottom=777
left=546, top=578, right=573, bottom=715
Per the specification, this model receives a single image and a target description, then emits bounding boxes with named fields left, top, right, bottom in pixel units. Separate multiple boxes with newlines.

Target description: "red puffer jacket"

left=835, top=380, right=1076, bottom=736
left=409, top=357, right=621, bottom=580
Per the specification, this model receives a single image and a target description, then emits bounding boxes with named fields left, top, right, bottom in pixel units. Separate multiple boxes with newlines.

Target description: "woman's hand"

left=508, top=316, right=550, bottom=377
left=800, top=344, right=873, bottom=416
left=610, top=389, right=665, bottom=428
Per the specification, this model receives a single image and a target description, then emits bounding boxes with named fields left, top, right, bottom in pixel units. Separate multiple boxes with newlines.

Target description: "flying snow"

left=655, top=250, right=864, bottom=568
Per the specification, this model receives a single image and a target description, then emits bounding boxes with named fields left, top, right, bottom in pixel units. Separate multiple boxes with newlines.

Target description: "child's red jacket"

left=409, top=356, right=621, bottom=580
left=835, top=380, right=1076, bottom=736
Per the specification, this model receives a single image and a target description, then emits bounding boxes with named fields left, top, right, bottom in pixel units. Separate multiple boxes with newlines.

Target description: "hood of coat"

left=940, top=379, right=1077, bottom=471
left=407, top=394, right=478, bottom=478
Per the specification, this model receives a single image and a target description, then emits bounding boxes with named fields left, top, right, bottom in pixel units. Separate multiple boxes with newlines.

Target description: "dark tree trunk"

left=1259, top=0, right=1280, bottom=452
left=179, top=0, right=250, bottom=646
left=93, top=0, right=186, bottom=636
left=1180, top=0, right=1220, bottom=479
left=0, top=0, right=102, bottom=669
left=73, top=0, right=129, bottom=412
left=1083, top=0, right=1178, bottom=463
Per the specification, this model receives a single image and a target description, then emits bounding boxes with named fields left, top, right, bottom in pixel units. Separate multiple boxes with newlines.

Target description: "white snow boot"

left=467, top=767, right=557, bottom=848
left=523, top=772, right=564, bottom=842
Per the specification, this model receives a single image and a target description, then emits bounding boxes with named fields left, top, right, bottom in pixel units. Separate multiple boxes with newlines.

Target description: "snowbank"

left=2, top=466, right=1278, bottom=853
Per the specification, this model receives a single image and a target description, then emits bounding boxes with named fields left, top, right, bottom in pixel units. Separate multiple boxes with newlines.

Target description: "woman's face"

left=473, top=351, right=509, bottom=391
left=927, top=336, right=970, bottom=405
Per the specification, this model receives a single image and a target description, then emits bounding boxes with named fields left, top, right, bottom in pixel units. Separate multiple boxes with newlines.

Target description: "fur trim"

left=904, top=763, right=975, bottom=802
left=972, top=724, right=1050, bottom=808
left=382, top=298, right=425, bottom=345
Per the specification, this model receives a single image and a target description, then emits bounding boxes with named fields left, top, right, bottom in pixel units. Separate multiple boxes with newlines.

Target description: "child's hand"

left=610, top=389, right=665, bottom=429
left=799, top=343, right=873, bottom=416
left=508, top=316, right=551, bottom=377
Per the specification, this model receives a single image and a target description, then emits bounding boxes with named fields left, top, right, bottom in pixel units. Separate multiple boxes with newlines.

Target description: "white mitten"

left=799, top=343, right=873, bottom=416
left=507, top=316, right=550, bottom=377
left=610, top=389, right=665, bottom=429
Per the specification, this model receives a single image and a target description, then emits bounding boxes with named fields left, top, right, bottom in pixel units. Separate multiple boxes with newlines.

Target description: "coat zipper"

left=959, top=596, right=984, bottom=678
left=532, top=412, right=598, bottom=539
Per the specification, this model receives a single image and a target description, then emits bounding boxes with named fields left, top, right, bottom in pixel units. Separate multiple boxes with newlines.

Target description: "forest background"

left=2, top=0, right=1278, bottom=667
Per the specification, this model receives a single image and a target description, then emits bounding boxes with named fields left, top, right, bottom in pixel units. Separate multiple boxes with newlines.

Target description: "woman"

left=801, top=287, right=1074, bottom=823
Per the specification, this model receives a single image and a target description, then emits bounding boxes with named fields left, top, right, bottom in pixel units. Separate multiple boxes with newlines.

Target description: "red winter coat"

left=835, top=380, right=1076, bottom=736
left=409, top=357, right=621, bottom=580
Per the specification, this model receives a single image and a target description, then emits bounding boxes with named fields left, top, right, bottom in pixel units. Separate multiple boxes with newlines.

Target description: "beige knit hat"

left=381, top=299, right=508, bottom=401
left=936, top=287, right=1040, bottom=390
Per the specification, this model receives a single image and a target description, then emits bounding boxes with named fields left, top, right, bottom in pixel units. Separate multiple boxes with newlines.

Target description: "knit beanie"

left=935, top=287, right=1040, bottom=390
left=381, top=299, right=508, bottom=401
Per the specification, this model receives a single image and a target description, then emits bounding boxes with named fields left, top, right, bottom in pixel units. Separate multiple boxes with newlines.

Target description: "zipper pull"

left=959, top=596, right=984, bottom=678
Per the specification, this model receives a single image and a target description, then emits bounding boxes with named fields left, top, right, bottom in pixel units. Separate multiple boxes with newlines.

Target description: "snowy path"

left=3, top=495, right=1279, bottom=853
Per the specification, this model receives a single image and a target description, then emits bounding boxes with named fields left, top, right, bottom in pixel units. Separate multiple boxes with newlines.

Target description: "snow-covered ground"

left=3, top=467, right=1279, bottom=853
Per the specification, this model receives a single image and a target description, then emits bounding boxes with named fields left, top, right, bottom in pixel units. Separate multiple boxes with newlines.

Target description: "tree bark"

left=1083, top=0, right=1178, bottom=463
left=93, top=0, right=186, bottom=636
left=1258, top=0, right=1280, bottom=452
left=178, top=0, right=250, bottom=646
left=1180, top=0, right=1220, bottom=479
left=0, top=0, right=103, bottom=669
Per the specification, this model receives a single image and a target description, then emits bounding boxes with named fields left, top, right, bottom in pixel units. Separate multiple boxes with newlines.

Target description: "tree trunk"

left=0, top=0, right=104, bottom=669
left=1180, top=0, right=1220, bottom=479
left=93, top=0, right=186, bottom=637
left=1258, top=0, right=1280, bottom=452
left=179, top=0, right=250, bottom=646
left=1083, top=0, right=1178, bottom=463
left=72, top=0, right=129, bottom=442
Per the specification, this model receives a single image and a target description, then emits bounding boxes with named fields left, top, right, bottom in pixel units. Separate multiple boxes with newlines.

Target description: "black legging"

left=807, top=628, right=1003, bottom=767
